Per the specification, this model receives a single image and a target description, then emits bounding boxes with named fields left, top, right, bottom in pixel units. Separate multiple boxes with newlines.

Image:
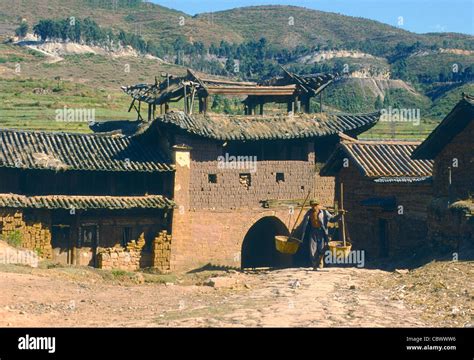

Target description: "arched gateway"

left=241, top=216, right=294, bottom=269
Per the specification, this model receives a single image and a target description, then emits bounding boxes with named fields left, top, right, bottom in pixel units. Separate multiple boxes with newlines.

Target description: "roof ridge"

left=0, top=127, right=129, bottom=138
left=346, top=139, right=422, bottom=145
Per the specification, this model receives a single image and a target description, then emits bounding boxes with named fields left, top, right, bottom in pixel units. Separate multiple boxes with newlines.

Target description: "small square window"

left=276, top=173, right=285, bottom=183
left=208, top=174, right=217, bottom=183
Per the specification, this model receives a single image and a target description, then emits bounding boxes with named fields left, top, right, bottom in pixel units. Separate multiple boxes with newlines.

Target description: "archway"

left=241, top=216, right=293, bottom=269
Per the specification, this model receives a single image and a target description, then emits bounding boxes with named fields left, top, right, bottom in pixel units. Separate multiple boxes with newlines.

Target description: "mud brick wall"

left=97, top=234, right=148, bottom=271
left=152, top=230, right=172, bottom=272
left=170, top=207, right=305, bottom=271
left=0, top=209, right=52, bottom=259
left=175, top=135, right=335, bottom=210
left=427, top=204, right=473, bottom=252
left=337, top=166, right=432, bottom=258
left=432, top=120, right=474, bottom=199
left=169, top=136, right=337, bottom=270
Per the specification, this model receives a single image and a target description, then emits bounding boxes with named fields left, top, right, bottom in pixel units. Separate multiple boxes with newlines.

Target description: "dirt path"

left=0, top=266, right=429, bottom=327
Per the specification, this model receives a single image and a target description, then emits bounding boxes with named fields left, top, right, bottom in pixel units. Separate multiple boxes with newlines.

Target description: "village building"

left=412, top=94, right=474, bottom=254
left=0, top=129, right=175, bottom=271
left=320, top=134, right=433, bottom=259
left=117, top=69, right=381, bottom=270
left=0, top=69, right=382, bottom=271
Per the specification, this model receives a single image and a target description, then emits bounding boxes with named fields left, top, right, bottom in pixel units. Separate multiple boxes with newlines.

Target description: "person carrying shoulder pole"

left=301, top=199, right=345, bottom=270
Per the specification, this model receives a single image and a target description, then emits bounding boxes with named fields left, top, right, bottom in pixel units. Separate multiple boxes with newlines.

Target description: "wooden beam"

left=183, top=85, right=187, bottom=114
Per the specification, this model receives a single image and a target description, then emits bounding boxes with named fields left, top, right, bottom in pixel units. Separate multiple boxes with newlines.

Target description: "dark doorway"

left=52, top=226, right=72, bottom=264
left=241, top=216, right=293, bottom=269
left=378, top=219, right=389, bottom=257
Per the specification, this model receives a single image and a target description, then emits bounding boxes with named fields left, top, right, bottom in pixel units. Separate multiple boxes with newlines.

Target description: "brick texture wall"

left=337, top=166, right=432, bottom=258
left=432, top=120, right=474, bottom=199
left=0, top=209, right=52, bottom=258
left=427, top=120, right=474, bottom=251
left=169, top=135, right=336, bottom=271
left=176, top=135, right=335, bottom=210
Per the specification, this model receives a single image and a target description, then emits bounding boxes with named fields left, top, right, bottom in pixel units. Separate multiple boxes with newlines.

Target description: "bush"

left=4, top=230, right=22, bottom=247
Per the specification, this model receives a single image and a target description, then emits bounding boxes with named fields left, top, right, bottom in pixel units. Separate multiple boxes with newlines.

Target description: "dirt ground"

left=0, top=261, right=472, bottom=328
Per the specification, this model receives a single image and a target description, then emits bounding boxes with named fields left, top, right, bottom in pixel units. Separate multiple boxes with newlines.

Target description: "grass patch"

left=3, top=230, right=22, bottom=248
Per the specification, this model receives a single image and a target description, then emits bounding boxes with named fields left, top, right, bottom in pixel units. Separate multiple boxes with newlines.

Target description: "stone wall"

left=0, top=209, right=52, bottom=259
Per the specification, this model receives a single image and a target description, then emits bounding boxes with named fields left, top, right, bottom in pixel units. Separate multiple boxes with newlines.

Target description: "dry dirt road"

left=0, top=264, right=448, bottom=327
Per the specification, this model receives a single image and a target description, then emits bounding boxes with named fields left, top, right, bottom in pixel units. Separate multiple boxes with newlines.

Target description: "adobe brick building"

left=138, top=111, right=380, bottom=270
left=412, top=94, right=474, bottom=254
left=0, top=129, right=175, bottom=271
left=0, top=69, right=382, bottom=271
left=320, top=135, right=433, bottom=259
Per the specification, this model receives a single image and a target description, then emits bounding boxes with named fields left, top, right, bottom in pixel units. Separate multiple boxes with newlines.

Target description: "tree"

left=383, top=91, right=391, bottom=107
left=374, top=95, right=383, bottom=110
left=15, top=21, right=29, bottom=38
left=225, top=56, right=235, bottom=74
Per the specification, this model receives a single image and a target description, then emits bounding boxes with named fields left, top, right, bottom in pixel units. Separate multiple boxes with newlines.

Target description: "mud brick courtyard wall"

left=0, top=209, right=52, bottom=258
left=170, top=136, right=336, bottom=271
left=428, top=120, right=474, bottom=251
left=431, top=120, right=474, bottom=199
left=97, top=231, right=171, bottom=271
left=336, top=166, right=433, bottom=258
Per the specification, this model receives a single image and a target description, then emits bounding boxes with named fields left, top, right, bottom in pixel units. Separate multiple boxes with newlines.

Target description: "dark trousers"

left=308, top=227, right=328, bottom=267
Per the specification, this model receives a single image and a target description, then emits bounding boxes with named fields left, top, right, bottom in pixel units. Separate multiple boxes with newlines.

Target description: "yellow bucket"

left=328, top=240, right=352, bottom=258
left=275, top=236, right=302, bottom=255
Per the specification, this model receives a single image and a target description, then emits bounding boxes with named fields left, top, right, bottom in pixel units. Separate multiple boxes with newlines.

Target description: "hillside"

left=1, top=2, right=472, bottom=52
left=0, top=0, right=242, bottom=46
left=0, top=1, right=472, bottom=138
left=197, top=5, right=473, bottom=54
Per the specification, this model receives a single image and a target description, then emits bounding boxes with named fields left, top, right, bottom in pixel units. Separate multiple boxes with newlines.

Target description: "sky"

left=152, top=0, right=474, bottom=35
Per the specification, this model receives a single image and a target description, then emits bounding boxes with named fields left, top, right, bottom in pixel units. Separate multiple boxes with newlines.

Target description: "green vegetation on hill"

left=0, top=2, right=472, bottom=139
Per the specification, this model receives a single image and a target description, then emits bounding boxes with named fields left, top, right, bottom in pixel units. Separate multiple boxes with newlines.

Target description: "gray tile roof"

left=0, top=129, right=173, bottom=172
left=0, top=194, right=175, bottom=210
left=153, top=111, right=380, bottom=141
left=321, top=137, right=433, bottom=179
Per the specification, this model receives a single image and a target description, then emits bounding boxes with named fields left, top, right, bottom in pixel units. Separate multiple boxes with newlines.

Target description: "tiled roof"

left=320, top=136, right=433, bottom=179
left=412, top=94, right=474, bottom=159
left=152, top=111, right=380, bottom=141
left=0, top=129, right=173, bottom=172
left=0, top=194, right=175, bottom=210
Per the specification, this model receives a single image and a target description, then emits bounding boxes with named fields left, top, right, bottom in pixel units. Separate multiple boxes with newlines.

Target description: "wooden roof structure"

left=0, top=194, right=175, bottom=210
left=412, top=94, right=474, bottom=159
left=121, top=68, right=339, bottom=117
left=137, top=111, right=381, bottom=141
left=320, top=134, right=433, bottom=181
left=0, top=128, right=173, bottom=172
left=121, top=69, right=337, bottom=104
